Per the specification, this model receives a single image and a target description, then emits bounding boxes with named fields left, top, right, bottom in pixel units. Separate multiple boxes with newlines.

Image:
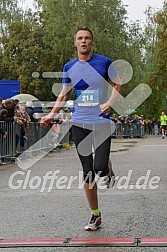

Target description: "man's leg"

left=72, top=124, right=101, bottom=230
left=93, top=123, right=112, bottom=177
left=72, top=124, right=97, bottom=207
left=84, top=182, right=98, bottom=210
left=162, top=127, right=165, bottom=139
left=83, top=181, right=101, bottom=231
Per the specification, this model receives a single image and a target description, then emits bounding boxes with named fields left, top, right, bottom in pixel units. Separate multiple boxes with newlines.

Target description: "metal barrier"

left=0, top=121, right=15, bottom=163
left=27, top=122, right=51, bottom=151
left=0, top=121, right=70, bottom=163
left=59, top=122, right=70, bottom=145
left=0, top=121, right=51, bottom=163
left=112, top=123, right=144, bottom=138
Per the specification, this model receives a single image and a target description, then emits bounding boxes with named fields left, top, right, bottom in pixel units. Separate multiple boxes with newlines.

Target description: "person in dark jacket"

left=25, top=101, right=34, bottom=122
left=2, top=99, right=15, bottom=120
left=0, top=127, right=7, bottom=164
left=0, top=109, right=8, bottom=121
left=0, top=98, right=3, bottom=111
left=0, top=128, right=7, bottom=137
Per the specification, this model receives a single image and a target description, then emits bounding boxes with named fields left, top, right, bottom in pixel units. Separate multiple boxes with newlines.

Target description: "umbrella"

left=11, top=93, right=39, bottom=102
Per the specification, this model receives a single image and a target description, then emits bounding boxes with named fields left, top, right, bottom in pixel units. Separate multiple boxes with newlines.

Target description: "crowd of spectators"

left=111, top=114, right=144, bottom=125
left=0, top=99, right=32, bottom=159
left=107, top=113, right=164, bottom=138
left=111, top=114, right=164, bottom=136
left=0, top=98, right=72, bottom=163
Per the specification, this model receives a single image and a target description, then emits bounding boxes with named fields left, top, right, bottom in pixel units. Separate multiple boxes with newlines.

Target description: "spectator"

left=63, top=107, right=72, bottom=122
left=157, top=118, right=161, bottom=135
left=14, top=99, right=20, bottom=111
left=144, top=118, right=149, bottom=133
left=0, top=109, right=8, bottom=121
left=0, top=125, right=7, bottom=165
left=25, top=101, right=34, bottom=122
left=20, top=105, right=31, bottom=150
left=151, top=117, right=156, bottom=135
left=118, top=115, right=125, bottom=137
left=111, top=113, right=118, bottom=124
left=2, top=99, right=19, bottom=122
left=0, top=98, right=3, bottom=111
left=14, top=107, right=30, bottom=153
left=26, top=100, right=44, bottom=123
left=50, top=121, right=61, bottom=148
left=20, top=105, right=31, bottom=124
left=148, top=120, right=152, bottom=135
left=33, top=101, right=43, bottom=117
left=0, top=127, right=7, bottom=138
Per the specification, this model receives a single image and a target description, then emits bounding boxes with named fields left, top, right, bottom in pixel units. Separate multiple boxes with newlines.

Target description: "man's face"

left=74, top=30, right=93, bottom=55
left=4, top=103, right=11, bottom=109
left=162, top=112, right=165, bottom=116
left=21, top=108, right=26, bottom=113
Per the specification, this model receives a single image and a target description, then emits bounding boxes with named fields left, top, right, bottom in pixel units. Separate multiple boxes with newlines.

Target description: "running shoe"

left=104, top=159, right=115, bottom=188
left=84, top=213, right=101, bottom=231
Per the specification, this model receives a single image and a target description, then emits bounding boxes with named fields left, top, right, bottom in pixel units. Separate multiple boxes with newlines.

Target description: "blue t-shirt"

left=62, top=53, right=114, bottom=124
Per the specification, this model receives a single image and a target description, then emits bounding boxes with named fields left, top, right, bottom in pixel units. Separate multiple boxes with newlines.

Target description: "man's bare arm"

left=40, top=85, right=72, bottom=125
left=100, top=75, right=122, bottom=114
left=50, top=85, right=72, bottom=115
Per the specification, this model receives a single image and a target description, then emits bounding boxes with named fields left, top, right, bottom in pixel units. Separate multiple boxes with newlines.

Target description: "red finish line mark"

left=0, top=238, right=65, bottom=247
left=0, top=237, right=136, bottom=247
left=69, top=237, right=135, bottom=246
left=140, top=238, right=167, bottom=247
left=1, top=237, right=167, bottom=248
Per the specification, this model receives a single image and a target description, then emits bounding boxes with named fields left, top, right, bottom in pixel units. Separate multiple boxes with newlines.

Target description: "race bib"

left=77, top=90, right=99, bottom=106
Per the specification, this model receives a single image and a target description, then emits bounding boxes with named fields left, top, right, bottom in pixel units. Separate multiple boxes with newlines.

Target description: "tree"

left=0, top=19, right=57, bottom=100
left=36, top=0, right=130, bottom=62
left=0, top=0, right=23, bottom=36
left=142, top=1, right=167, bottom=117
left=155, top=1, right=167, bottom=94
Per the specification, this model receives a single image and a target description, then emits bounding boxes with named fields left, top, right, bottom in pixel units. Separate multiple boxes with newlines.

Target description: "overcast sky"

left=22, top=0, right=165, bottom=23
left=122, top=0, right=165, bottom=22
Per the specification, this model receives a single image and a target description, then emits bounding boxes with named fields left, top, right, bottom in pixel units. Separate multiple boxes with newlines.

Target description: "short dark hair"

left=0, top=109, right=8, bottom=116
left=4, top=99, right=13, bottom=105
left=74, top=27, right=94, bottom=41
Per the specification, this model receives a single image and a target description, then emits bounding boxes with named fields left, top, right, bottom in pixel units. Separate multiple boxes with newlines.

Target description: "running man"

left=160, top=111, right=167, bottom=139
left=41, top=27, right=121, bottom=231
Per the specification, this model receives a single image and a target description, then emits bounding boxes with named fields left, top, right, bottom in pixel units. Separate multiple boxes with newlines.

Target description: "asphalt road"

left=0, top=135, right=167, bottom=252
